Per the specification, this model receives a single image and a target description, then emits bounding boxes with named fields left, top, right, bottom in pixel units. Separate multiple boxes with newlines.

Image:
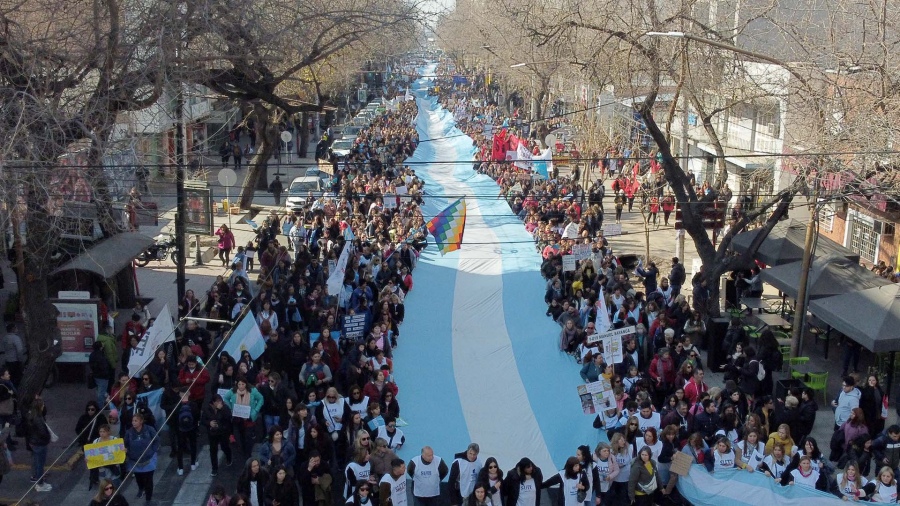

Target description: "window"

left=820, top=203, right=835, bottom=232
left=848, top=215, right=878, bottom=262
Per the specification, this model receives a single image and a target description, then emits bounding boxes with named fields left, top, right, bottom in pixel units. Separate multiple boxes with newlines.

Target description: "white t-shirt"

left=517, top=477, right=537, bottom=506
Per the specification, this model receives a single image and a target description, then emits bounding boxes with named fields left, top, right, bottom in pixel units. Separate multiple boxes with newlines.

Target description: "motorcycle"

left=134, top=233, right=183, bottom=267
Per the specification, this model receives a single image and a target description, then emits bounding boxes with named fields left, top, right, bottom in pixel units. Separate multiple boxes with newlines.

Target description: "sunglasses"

left=489, top=465, right=498, bottom=469
left=629, top=423, right=639, bottom=427
left=105, top=486, right=114, bottom=491
left=126, top=398, right=133, bottom=401
left=388, top=424, right=396, bottom=428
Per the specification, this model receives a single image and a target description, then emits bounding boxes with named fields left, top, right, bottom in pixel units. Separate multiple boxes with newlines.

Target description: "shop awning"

left=731, top=219, right=860, bottom=266
left=758, top=255, right=891, bottom=300
left=810, top=284, right=900, bottom=352
left=51, top=232, right=154, bottom=278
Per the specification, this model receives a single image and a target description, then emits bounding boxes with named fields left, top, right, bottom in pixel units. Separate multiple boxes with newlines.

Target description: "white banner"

left=595, top=296, right=612, bottom=334
left=127, top=305, right=175, bottom=378
left=327, top=242, right=351, bottom=297
left=515, top=144, right=533, bottom=170
left=587, top=325, right=636, bottom=344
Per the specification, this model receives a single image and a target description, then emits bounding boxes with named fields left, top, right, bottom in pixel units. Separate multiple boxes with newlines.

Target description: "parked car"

left=284, top=175, right=324, bottom=211
left=329, top=139, right=355, bottom=159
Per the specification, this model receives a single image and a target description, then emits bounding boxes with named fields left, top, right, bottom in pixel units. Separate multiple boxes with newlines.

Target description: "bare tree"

left=180, top=0, right=422, bottom=208
left=0, top=0, right=168, bottom=408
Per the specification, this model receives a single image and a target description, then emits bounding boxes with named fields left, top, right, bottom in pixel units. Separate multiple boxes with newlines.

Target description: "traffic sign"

left=217, top=168, right=237, bottom=187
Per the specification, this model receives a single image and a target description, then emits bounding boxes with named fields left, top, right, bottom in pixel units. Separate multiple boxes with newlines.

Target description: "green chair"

left=806, top=371, right=829, bottom=404
left=791, top=370, right=807, bottom=380
left=786, top=356, right=810, bottom=376
left=743, top=325, right=762, bottom=340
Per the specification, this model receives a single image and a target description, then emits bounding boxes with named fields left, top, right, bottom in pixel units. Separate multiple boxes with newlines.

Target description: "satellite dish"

left=280, top=131, right=293, bottom=143
left=217, top=168, right=237, bottom=187
left=545, top=133, right=558, bottom=149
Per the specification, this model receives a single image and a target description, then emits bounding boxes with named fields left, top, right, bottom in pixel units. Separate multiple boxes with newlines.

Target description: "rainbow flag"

left=427, top=198, right=467, bottom=255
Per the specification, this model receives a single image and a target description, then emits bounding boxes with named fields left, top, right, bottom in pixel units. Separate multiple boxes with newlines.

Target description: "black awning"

left=50, top=232, right=154, bottom=278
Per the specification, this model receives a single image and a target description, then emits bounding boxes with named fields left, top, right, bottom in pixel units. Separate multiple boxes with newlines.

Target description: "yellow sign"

left=84, top=438, right=126, bottom=469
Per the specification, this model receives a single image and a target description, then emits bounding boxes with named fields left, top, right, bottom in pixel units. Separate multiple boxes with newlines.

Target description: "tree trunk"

left=298, top=112, right=310, bottom=158
left=16, top=174, right=63, bottom=414
left=239, top=108, right=280, bottom=208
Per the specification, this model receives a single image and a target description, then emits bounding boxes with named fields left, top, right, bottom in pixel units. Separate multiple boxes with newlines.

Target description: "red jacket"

left=178, top=366, right=210, bottom=402
left=683, top=377, right=709, bottom=406
left=648, top=355, right=676, bottom=386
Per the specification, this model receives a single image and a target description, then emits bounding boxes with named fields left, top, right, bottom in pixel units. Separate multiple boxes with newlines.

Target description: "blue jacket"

left=124, top=424, right=160, bottom=471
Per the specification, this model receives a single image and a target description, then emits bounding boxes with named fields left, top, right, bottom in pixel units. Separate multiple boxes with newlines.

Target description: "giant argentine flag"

left=391, top=65, right=595, bottom=473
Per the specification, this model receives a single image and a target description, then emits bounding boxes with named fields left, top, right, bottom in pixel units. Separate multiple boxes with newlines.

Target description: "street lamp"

left=645, top=30, right=817, bottom=358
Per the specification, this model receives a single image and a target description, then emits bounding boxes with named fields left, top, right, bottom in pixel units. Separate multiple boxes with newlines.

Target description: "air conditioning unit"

left=874, top=220, right=895, bottom=236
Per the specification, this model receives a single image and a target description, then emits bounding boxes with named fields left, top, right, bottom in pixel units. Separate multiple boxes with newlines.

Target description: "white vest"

left=637, top=413, right=660, bottom=434
left=376, top=426, right=404, bottom=449
left=613, top=448, right=633, bottom=483
left=595, top=459, right=612, bottom=493
left=559, top=472, right=580, bottom=506
left=411, top=456, right=442, bottom=498
left=344, top=461, right=371, bottom=498
left=790, top=469, right=819, bottom=488
left=713, top=449, right=736, bottom=472
left=835, top=473, right=867, bottom=499
left=455, top=458, right=482, bottom=498
left=762, top=456, right=786, bottom=479
left=348, top=397, right=369, bottom=416
left=380, top=473, right=408, bottom=506
left=874, top=481, right=899, bottom=503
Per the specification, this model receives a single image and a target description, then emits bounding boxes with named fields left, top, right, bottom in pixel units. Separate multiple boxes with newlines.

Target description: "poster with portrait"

left=184, top=182, right=214, bottom=235
left=577, top=378, right=615, bottom=415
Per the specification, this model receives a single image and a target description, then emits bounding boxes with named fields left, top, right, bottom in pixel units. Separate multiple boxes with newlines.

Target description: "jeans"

left=95, top=378, right=110, bottom=408
left=234, top=420, right=255, bottom=457
left=208, top=433, right=233, bottom=473
left=32, top=444, right=48, bottom=483
left=176, top=430, right=198, bottom=470
left=264, top=414, right=281, bottom=432
left=135, top=471, right=154, bottom=499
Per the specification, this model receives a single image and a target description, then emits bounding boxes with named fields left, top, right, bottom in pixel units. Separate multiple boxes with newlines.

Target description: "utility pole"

left=791, top=182, right=819, bottom=357
left=174, top=82, right=187, bottom=302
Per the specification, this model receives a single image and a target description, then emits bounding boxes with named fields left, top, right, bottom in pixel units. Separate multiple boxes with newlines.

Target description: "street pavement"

left=0, top=146, right=866, bottom=505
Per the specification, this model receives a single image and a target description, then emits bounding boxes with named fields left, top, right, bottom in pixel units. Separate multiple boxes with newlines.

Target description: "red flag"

left=507, top=134, right=520, bottom=151
left=492, top=129, right=508, bottom=161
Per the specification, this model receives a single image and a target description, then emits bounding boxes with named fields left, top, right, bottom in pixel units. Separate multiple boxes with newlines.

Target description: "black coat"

left=237, top=469, right=270, bottom=506
left=201, top=403, right=232, bottom=437
left=503, top=466, right=544, bottom=506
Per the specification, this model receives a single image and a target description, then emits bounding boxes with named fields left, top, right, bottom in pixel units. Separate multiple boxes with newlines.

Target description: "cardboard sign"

left=562, top=255, right=577, bottom=272
left=602, top=223, right=623, bottom=236
left=84, top=438, right=126, bottom=469
left=670, top=451, right=693, bottom=476
left=572, top=244, right=592, bottom=260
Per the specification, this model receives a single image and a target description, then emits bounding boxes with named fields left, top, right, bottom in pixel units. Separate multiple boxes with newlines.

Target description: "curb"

left=10, top=449, right=82, bottom=472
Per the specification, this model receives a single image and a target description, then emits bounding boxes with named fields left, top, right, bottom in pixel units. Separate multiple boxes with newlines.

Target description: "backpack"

left=177, top=404, right=195, bottom=433
left=753, top=360, right=765, bottom=381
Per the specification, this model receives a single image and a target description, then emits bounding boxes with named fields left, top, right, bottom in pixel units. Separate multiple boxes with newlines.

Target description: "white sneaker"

left=177, top=468, right=184, bottom=476
left=36, top=483, right=52, bottom=492
left=191, top=463, right=198, bottom=471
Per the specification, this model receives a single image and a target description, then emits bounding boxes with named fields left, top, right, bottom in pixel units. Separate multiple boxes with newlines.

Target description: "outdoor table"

left=755, top=312, right=790, bottom=327
left=741, top=297, right=771, bottom=314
